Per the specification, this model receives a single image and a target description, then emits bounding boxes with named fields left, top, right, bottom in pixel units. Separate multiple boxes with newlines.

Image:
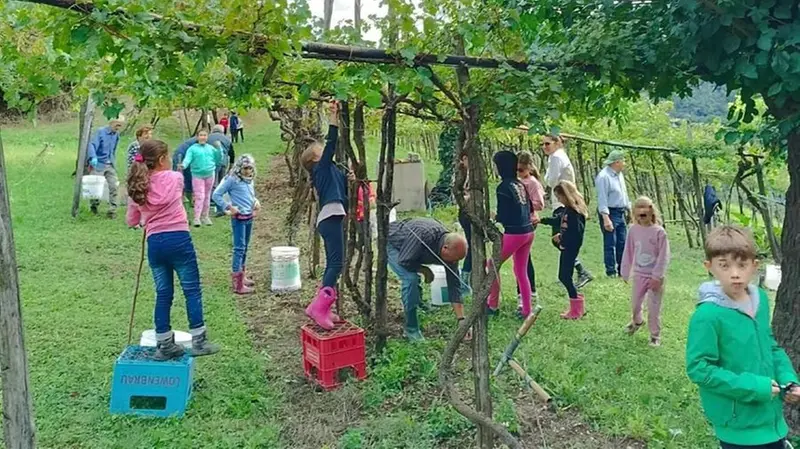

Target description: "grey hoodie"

left=697, top=281, right=760, bottom=317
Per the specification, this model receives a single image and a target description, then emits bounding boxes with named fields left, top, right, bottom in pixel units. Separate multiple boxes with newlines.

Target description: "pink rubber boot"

left=328, top=288, right=341, bottom=323
left=305, top=287, right=336, bottom=330
left=560, top=294, right=586, bottom=320
left=242, top=265, right=255, bottom=287
left=232, top=272, right=254, bottom=295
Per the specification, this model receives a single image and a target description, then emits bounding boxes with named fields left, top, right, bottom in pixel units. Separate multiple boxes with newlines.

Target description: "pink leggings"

left=487, top=232, right=534, bottom=315
left=191, top=175, right=215, bottom=220
left=632, top=274, right=663, bottom=338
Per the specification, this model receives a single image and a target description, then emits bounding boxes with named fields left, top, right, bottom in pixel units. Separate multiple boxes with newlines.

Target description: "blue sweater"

left=87, top=126, right=120, bottom=165
left=311, top=126, right=348, bottom=209
left=213, top=175, right=256, bottom=216
left=493, top=151, right=532, bottom=234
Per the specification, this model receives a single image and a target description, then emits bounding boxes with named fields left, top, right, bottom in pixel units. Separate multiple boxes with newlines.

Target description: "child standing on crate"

left=300, top=102, right=354, bottom=330
left=686, top=225, right=800, bottom=449
left=486, top=150, right=535, bottom=319
left=126, top=140, right=220, bottom=361
left=179, top=129, right=221, bottom=227
left=213, top=154, right=261, bottom=295
left=620, top=196, right=670, bottom=347
left=552, top=181, right=588, bottom=320
left=516, top=151, right=545, bottom=312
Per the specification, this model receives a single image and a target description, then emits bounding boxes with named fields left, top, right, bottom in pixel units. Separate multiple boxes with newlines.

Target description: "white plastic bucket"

left=429, top=265, right=450, bottom=306
left=81, top=175, right=106, bottom=200
left=139, top=329, right=192, bottom=349
left=765, top=264, right=781, bottom=291
left=271, top=246, right=301, bottom=292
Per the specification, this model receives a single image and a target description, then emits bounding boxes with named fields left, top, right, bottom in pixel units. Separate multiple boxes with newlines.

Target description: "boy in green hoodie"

left=686, top=225, right=799, bottom=449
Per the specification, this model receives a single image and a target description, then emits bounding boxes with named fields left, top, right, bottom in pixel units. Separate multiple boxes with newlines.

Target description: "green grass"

left=2, top=114, right=287, bottom=448
left=0, top=112, right=757, bottom=448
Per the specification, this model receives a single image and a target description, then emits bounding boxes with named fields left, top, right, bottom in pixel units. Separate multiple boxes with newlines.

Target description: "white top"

left=545, top=148, right=575, bottom=210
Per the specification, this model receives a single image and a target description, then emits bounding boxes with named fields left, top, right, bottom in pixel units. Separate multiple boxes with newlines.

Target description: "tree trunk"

left=353, top=102, right=373, bottom=314
left=374, top=99, right=396, bottom=353
left=354, top=0, right=362, bottom=37
left=323, top=0, right=334, bottom=32
left=455, top=36, right=493, bottom=449
left=71, top=98, right=95, bottom=217
left=0, top=132, right=38, bottom=449
left=774, top=129, right=800, bottom=429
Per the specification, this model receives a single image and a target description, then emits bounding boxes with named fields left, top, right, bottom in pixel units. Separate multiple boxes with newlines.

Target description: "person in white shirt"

left=540, top=133, right=594, bottom=288
left=595, top=149, right=631, bottom=277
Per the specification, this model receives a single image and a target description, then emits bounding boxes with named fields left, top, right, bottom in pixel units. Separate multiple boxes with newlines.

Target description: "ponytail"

left=127, top=139, right=169, bottom=205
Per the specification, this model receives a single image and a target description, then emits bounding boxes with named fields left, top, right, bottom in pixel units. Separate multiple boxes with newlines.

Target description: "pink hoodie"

left=620, top=224, right=671, bottom=280
left=126, top=170, right=189, bottom=236
left=519, top=175, right=545, bottom=223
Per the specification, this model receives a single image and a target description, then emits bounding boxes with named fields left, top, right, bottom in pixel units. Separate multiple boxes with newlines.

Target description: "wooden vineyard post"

left=0, top=132, right=38, bottom=449
left=71, top=98, right=95, bottom=217
left=690, top=157, right=707, bottom=247
left=664, top=153, right=694, bottom=248
left=650, top=154, right=666, bottom=220
left=576, top=141, right=591, bottom=204
left=755, top=158, right=782, bottom=262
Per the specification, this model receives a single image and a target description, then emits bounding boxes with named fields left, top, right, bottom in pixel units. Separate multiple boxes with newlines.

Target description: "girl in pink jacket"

left=127, top=140, right=220, bottom=361
left=620, top=196, right=671, bottom=347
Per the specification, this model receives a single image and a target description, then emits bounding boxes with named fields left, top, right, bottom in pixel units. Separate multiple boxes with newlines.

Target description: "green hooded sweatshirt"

left=686, top=281, right=798, bottom=446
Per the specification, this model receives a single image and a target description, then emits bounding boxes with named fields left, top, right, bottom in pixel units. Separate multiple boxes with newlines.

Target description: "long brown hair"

left=517, top=150, right=541, bottom=181
left=553, top=181, right=588, bottom=218
left=127, top=140, right=169, bottom=206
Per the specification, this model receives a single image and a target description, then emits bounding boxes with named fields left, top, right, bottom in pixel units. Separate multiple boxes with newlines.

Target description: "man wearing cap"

left=87, top=116, right=125, bottom=218
left=387, top=217, right=470, bottom=342
left=595, top=149, right=631, bottom=277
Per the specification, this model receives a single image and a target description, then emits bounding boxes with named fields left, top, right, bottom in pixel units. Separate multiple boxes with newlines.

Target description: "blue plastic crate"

left=109, top=345, right=194, bottom=417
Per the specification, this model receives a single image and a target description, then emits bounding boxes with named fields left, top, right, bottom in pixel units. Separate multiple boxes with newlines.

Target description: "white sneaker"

left=202, top=216, right=213, bottom=226
left=193, top=218, right=202, bottom=228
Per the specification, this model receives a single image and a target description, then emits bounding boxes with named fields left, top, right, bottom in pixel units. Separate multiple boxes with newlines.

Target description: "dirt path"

left=238, top=155, right=645, bottom=448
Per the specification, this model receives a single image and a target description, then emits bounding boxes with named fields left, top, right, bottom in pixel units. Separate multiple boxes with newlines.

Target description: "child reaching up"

left=179, top=129, right=221, bottom=227
left=686, top=225, right=799, bottom=449
left=620, top=196, right=670, bottom=346
left=300, top=102, right=354, bottom=330
left=552, top=181, right=588, bottom=320
left=516, top=151, right=545, bottom=311
left=213, top=154, right=261, bottom=295
left=486, top=150, right=535, bottom=319
left=126, top=140, right=220, bottom=361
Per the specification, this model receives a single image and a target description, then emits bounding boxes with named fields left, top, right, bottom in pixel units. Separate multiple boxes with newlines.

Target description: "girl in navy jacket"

left=487, top=151, right=536, bottom=319
left=300, top=102, right=353, bottom=330
left=552, top=181, right=589, bottom=319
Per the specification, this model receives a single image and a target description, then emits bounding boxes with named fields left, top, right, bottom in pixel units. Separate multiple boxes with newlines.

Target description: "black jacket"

left=493, top=151, right=532, bottom=234
left=559, top=207, right=585, bottom=253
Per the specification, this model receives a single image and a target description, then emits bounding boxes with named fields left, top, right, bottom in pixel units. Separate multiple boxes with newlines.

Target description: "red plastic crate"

left=302, top=320, right=367, bottom=390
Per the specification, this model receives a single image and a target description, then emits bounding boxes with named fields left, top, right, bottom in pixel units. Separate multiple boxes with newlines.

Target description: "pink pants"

left=191, top=175, right=215, bottom=220
left=487, top=232, right=534, bottom=315
left=632, top=274, right=663, bottom=338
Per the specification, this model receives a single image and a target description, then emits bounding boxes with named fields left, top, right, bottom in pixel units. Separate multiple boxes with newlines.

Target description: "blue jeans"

left=231, top=217, right=253, bottom=272
left=387, top=245, right=422, bottom=330
left=318, top=215, right=344, bottom=288
left=147, top=231, right=205, bottom=335
left=600, top=208, right=627, bottom=276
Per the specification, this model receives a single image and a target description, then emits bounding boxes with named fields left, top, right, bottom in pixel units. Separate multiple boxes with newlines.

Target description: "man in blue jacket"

left=87, top=116, right=125, bottom=218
